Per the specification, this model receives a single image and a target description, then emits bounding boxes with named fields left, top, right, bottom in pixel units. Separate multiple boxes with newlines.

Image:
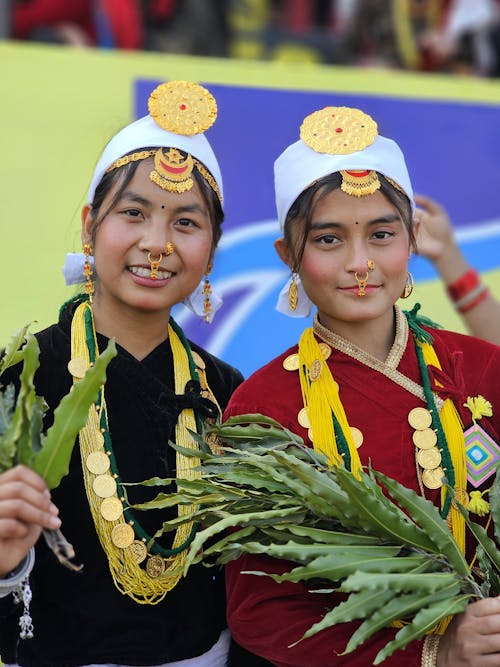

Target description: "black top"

left=0, top=299, right=265, bottom=667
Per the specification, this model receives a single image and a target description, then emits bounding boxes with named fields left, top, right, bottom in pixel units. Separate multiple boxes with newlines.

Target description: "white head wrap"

left=64, top=81, right=224, bottom=321
left=274, top=107, right=414, bottom=230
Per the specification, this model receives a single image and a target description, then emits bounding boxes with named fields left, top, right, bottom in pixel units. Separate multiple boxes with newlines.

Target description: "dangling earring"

left=401, top=272, right=414, bottom=299
left=203, top=264, right=213, bottom=323
left=288, top=273, right=299, bottom=311
left=83, top=243, right=94, bottom=302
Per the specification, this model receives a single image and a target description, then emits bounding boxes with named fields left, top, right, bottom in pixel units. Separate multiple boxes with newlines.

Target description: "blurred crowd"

left=2, top=0, right=500, bottom=77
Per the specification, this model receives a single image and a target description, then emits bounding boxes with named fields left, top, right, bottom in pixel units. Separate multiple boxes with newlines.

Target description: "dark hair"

left=89, top=149, right=224, bottom=252
left=282, top=172, right=415, bottom=271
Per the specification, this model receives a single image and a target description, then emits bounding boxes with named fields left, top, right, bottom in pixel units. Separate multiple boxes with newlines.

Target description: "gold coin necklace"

left=70, top=298, right=204, bottom=604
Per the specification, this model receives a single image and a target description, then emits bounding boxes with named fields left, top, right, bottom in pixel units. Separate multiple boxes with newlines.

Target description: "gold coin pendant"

left=297, top=408, right=310, bottom=429
left=350, top=427, right=364, bottom=448
left=283, top=354, right=299, bottom=371
left=111, top=523, right=135, bottom=549
left=100, top=496, right=123, bottom=521
left=412, top=428, right=437, bottom=450
left=129, top=540, right=148, bottom=564
left=422, top=467, right=444, bottom=490
left=93, top=474, right=117, bottom=498
left=86, top=451, right=110, bottom=475
left=146, top=554, right=166, bottom=578
left=67, top=357, right=87, bottom=378
left=417, top=446, right=442, bottom=470
left=408, top=407, right=432, bottom=430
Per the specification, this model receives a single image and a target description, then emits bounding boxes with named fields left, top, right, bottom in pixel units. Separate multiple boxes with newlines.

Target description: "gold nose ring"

left=354, top=271, right=369, bottom=297
left=147, top=252, right=162, bottom=280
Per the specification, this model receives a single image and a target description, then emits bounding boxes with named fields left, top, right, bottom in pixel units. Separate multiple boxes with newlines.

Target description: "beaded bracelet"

left=421, top=634, right=440, bottom=667
left=446, top=268, right=480, bottom=302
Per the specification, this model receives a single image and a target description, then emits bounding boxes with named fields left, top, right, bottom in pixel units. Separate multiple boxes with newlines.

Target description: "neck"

left=90, top=296, right=170, bottom=361
left=316, top=309, right=397, bottom=361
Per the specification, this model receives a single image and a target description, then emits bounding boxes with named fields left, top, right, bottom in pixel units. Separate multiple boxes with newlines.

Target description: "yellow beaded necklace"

left=69, top=300, right=204, bottom=604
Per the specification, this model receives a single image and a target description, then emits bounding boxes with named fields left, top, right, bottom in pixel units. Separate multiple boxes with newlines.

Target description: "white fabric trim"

left=3, top=629, right=231, bottom=667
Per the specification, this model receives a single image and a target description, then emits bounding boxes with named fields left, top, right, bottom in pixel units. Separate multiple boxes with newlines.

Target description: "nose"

left=344, top=241, right=371, bottom=277
left=138, top=219, right=169, bottom=256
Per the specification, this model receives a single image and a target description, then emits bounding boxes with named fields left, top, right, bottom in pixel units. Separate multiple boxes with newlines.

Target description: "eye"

left=121, top=208, right=143, bottom=219
left=372, top=230, right=395, bottom=240
left=314, top=233, right=340, bottom=245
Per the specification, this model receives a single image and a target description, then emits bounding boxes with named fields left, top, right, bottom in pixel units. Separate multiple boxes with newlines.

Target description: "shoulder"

left=225, top=344, right=300, bottom=416
left=189, top=340, right=244, bottom=409
left=426, top=326, right=500, bottom=359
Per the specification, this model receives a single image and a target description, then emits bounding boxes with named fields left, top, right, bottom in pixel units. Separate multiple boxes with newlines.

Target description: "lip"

left=128, top=265, right=174, bottom=286
left=339, top=285, right=379, bottom=294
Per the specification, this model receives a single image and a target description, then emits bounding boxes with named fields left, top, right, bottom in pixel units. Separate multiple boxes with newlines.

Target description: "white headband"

left=87, top=81, right=223, bottom=204
left=274, top=106, right=414, bottom=230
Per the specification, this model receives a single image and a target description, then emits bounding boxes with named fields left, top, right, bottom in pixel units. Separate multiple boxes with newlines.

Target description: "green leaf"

left=32, top=340, right=116, bottom=489
left=0, top=323, right=30, bottom=376
left=345, top=582, right=462, bottom=655
left=15, top=333, right=40, bottom=467
left=373, top=594, right=470, bottom=664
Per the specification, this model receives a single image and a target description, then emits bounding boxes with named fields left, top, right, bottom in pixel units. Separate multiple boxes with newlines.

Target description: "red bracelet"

left=446, top=268, right=480, bottom=302
left=456, top=286, right=490, bottom=314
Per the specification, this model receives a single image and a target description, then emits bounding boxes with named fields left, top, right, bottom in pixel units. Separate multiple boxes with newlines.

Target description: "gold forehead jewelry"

left=340, top=169, right=380, bottom=197
left=354, top=271, right=369, bottom=297
left=150, top=147, right=195, bottom=194
left=300, top=106, right=378, bottom=155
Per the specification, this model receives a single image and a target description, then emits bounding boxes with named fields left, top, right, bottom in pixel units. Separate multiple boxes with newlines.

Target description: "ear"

left=274, top=237, right=292, bottom=268
left=81, top=205, right=93, bottom=245
left=411, top=217, right=421, bottom=255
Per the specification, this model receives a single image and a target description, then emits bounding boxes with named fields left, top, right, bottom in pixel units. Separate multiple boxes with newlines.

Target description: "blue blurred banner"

left=135, top=79, right=500, bottom=378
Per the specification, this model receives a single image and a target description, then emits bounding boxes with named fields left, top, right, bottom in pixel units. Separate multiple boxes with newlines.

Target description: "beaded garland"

left=69, top=297, right=210, bottom=604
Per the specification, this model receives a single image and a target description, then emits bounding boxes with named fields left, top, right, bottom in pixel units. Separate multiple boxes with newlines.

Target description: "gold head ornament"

left=300, top=106, right=382, bottom=198
left=105, top=81, right=221, bottom=203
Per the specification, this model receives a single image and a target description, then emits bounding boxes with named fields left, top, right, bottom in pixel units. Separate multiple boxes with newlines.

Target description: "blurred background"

left=1, top=0, right=500, bottom=377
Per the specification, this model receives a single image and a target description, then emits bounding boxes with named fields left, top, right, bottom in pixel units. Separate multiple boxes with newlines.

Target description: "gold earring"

left=288, top=273, right=299, bottom=311
left=401, top=272, right=414, bottom=299
left=203, top=264, right=213, bottom=323
left=354, top=271, right=369, bottom=297
left=83, top=243, right=94, bottom=302
left=165, top=242, right=175, bottom=256
left=367, top=259, right=375, bottom=271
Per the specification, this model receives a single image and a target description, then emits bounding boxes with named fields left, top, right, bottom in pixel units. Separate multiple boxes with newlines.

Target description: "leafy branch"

left=132, top=414, right=500, bottom=664
left=0, top=325, right=116, bottom=568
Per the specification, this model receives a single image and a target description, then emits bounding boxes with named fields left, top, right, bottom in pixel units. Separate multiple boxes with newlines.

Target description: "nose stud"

left=354, top=271, right=369, bottom=297
left=165, top=242, right=175, bottom=256
left=367, top=259, right=375, bottom=271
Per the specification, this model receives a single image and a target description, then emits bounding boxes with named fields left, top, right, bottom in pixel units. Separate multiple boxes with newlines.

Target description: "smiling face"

left=82, top=158, right=214, bottom=327
left=276, top=184, right=413, bottom=338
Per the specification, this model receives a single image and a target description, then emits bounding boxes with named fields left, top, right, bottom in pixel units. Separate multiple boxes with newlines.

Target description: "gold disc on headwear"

left=300, top=107, right=378, bottom=155
left=148, top=81, right=217, bottom=136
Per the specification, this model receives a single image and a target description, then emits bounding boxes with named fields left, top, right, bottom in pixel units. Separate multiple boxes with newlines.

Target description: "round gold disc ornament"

left=146, top=555, right=166, bottom=579
left=148, top=81, right=217, bottom=136
left=422, top=467, right=445, bottom=490
left=417, top=446, right=442, bottom=470
left=412, top=428, right=437, bottom=450
left=86, top=451, right=110, bottom=475
left=408, top=407, right=433, bottom=430
left=129, top=540, right=148, bottom=564
left=300, top=107, right=378, bottom=155
left=309, top=359, right=322, bottom=382
left=350, top=427, right=364, bottom=449
left=297, top=407, right=310, bottom=429
left=318, top=342, right=331, bottom=360
left=68, top=357, right=88, bottom=379
left=93, top=474, right=117, bottom=499
left=283, top=353, right=300, bottom=371
left=100, top=496, right=123, bottom=522
left=111, top=522, right=135, bottom=549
